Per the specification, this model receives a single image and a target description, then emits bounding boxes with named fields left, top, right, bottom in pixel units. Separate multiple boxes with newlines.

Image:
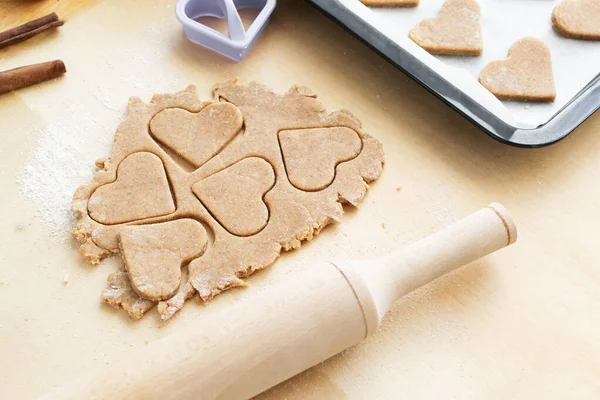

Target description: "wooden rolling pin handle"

left=334, top=203, right=517, bottom=335
left=43, top=204, right=516, bottom=400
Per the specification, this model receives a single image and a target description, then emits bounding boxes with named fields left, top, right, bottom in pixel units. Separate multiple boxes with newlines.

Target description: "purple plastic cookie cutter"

left=175, top=0, right=276, bottom=61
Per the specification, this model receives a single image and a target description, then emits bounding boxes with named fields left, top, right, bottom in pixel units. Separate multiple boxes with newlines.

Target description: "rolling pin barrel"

left=43, top=204, right=516, bottom=400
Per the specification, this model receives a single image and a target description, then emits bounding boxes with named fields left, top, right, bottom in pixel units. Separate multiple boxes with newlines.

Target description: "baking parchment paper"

left=339, top=0, right=600, bottom=129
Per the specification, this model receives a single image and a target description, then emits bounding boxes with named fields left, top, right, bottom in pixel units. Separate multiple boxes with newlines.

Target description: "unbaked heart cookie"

left=478, top=37, right=556, bottom=102
left=120, top=219, right=208, bottom=300
left=150, top=102, right=243, bottom=168
left=409, top=0, right=482, bottom=55
left=87, top=152, right=175, bottom=224
left=361, top=0, right=419, bottom=7
left=280, top=127, right=362, bottom=191
left=192, top=157, right=275, bottom=236
left=552, top=0, right=600, bottom=40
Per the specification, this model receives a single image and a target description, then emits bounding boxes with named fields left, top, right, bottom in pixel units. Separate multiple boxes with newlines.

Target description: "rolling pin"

left=44, top=203, right=516, bottom=400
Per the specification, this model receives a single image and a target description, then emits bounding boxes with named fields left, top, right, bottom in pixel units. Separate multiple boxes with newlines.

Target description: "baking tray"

left=307, top=0, right=600, bottom=147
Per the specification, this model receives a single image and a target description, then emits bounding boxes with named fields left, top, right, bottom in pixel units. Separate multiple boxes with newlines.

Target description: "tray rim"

left=306, top=0, right=600, bottom=148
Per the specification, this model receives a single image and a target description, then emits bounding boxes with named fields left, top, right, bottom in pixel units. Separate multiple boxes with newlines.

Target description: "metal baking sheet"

left=307, top=0, right=600, bottom=147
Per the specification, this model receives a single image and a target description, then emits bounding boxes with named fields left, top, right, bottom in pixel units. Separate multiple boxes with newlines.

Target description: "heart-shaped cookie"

left=409, top=0, right=482, bottom=55
left=279, top=127, right=361, bottom=191
left=150, top=102, right=243, bottom=168
left=192, top=157, right=275, bottom=236
left=361, top=0, right=419, bottom=7
left=552, top=0, right=600, bottom=40
left=88, top=152, right=176, bottom=224
left=120, top=218, right=208, bottom=301
left=478, top=37, right=556, bottom=102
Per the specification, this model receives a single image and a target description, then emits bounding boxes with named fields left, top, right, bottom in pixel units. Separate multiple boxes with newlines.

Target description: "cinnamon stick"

left=0, top=60, right=66, bottom=94
left=0, top=13, right=64, bottom=49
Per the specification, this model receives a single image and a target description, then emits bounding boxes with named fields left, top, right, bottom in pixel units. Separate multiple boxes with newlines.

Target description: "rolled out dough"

left=72, top=81, right=385, bottom=321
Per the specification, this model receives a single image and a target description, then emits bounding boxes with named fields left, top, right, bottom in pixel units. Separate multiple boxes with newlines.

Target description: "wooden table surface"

left=1, top=1, right=599, bottom=399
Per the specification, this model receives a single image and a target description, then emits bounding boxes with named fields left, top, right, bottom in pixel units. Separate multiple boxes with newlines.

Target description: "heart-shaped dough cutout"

left=552, top=0, right=600, bottom=40
left=409, top=0, right=482, bottom=55
left=279, top=127, right=361, bottom=191
left=478, top=37, right=556, bottom=102
left=150, top=102, right=243, bottom=168
left=192, top=157, right=275, bottom=236
left=120, top=219, right=208, bottom=301
left=361, top=0, right=419, bottom=7
left=88, top=152, right=175, bottom=224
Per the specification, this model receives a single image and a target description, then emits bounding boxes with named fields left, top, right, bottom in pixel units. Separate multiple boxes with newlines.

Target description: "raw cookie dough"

left=72, top=81, right=384, bottom=321
left=409, top=0, right=482, bottom=56
left=552, top=0, right=600, bottom=40
left=192, top=157, right=275, bottom=236
left=120, top=219, right=208, bottom=301
left=478, top=37, right=556, bottom=102
left=150, top=103, right=243, bottom=168
left=87, top=152, right=175, bottom=225
left=280, top=127, right=362, bottom=191
left=102, top=271, right=155, bottom=320
left=361, top=0, right=419, bottom=7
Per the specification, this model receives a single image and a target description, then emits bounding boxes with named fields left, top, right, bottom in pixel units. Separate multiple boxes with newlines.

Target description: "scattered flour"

left=20, top=124, right=96, bottom=238
left=115, top=24, right=183, bottom=93
left=118, top=44, right=182, bottom=92
left=90, top=86, right=120, bottom=112
left=19, top=102, right=117, bottom=239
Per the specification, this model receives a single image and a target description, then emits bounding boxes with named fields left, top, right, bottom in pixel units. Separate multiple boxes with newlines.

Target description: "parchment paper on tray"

left=343, top=0, right=600, bottom=129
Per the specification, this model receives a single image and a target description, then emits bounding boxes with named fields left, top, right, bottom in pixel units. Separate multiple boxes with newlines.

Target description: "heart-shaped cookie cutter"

left=175, top=0, right=276, bottom=61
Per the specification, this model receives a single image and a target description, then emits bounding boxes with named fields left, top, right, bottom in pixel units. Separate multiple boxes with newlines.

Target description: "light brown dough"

left=361, top=0, right=419, bottom=7
left=478, top=37, right=556, bottom=102
left=87, top=152, right=175, bottom=225
left=280, top=127, right=361, bottom=191
left=150, top=103, right=243, bottom=167
left=120, top=219, right=208, bottom=300
left=192, top=157, right=275, bottom=236
left=102, top=271, right=155, bottom=320
left=72, top=81, right=384, bottom=321
left=552, top=0, right=600, bottom=40
left=409, top=0, right=482, bottom=56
